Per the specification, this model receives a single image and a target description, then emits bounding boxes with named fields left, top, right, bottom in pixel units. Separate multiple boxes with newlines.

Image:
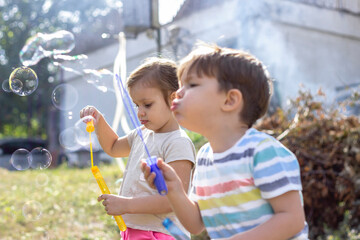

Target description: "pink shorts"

left=120, top=227, right=175, bottom=240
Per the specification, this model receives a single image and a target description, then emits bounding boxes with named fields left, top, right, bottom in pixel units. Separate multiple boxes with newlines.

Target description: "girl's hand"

left=80, top=105, right=103, bottom=124
left=97, top=194, right=130, bottom=216
left=140, top=158, right=183, bottom=195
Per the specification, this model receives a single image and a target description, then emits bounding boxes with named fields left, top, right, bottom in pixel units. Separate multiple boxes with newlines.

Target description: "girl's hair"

left=127, top=57, right=178, bottom=107
left=178, top=42, right=273, bottom=127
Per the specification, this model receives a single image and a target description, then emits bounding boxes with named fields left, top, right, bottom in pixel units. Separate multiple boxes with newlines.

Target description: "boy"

left=142, top=43, right=308, bottom=239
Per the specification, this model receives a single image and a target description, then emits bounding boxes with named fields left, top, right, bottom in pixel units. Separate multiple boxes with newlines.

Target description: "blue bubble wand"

left=115, top=74, right=168, bottom=195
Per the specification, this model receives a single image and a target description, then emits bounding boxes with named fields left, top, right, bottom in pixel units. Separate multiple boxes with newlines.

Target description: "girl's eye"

left=189, top=83, right=198, bottom=88
left=145, top=103, right=152, bottom=108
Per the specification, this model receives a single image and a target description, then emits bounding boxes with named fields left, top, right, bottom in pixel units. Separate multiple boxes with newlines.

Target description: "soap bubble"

left=22, top=200, right=42, bottom=221
left=51, top=83, right=79, bottom=110
left=10, top=148, right=30, bottom=171
left=42, top=30, right=75, bottom=56
left=1, top=79, right=11, bottom=92
left=36, top=173, right=49, bottom=187
left=59, top=127, right=81, bottom=151
left=19, top=33, right=45, bottom=66
left=9, top=67, right=38, bottom=96
left=74, top=115, right=100, bottom=151
left=19, top=30, right=75, bottom=67
left=29, top=147, right=52, bottom=169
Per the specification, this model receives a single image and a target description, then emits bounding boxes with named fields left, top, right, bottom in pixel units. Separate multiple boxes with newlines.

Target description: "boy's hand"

left=80, top=105, right=103, bottom=124
left=97, top=194, right=130, bottom=216
left=140, top=158, right=183, bottom=195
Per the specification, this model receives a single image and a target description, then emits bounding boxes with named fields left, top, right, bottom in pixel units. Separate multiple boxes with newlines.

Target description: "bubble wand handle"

left=115, top=74, right=168, bottom=195
left=86, top=121, right=127, bottom=231
left=91, top=166, right=127, bottom=232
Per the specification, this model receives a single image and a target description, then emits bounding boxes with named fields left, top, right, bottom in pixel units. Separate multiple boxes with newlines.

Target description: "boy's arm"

left=100, top=160, right=195, bottom=214
left=141, top=159, right=205, bottom=234
left=228, top=191, right=305, bottom=240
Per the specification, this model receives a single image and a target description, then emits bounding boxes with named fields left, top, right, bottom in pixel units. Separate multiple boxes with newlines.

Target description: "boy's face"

left=130, top=83, right=174, bottom=133
left=171, top=71, right=226, bottom=135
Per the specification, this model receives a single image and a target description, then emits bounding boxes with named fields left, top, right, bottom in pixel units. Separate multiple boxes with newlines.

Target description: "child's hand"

left=97, top=194, right=130, bottom=216
left=140, top=158, right=183, bottom=195
left=80, top=105, right=102, bottom=124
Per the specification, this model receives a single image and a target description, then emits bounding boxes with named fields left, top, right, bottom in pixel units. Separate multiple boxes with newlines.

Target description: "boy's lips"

left=140, top=120, right=149, bottom=125
left=171, top=102, right=179, bottom=111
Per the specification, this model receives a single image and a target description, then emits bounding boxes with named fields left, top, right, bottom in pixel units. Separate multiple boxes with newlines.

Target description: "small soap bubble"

left=10, top=148, right=30, bottom=170
left=9, top=67, right=38, bottom=96
left=1, top=79, right=11, bottom=92
left=29, top=147, right=52, bottom=169
left=51, top=83, right=79, bottom=110
left=36, top=173, right=49, bottom=187
left=22, top=200, right=42, bottom=221
left=59, top=127, right=81, bottom=151
left=19, top=33, right=45, bottom=66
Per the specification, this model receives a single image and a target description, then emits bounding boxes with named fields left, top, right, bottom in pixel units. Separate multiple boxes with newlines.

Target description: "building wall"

left=63, top=0, right=360, bottom=137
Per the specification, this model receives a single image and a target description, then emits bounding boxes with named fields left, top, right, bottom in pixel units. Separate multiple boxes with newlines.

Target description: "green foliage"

left=0, top=0, right=120, bottom=139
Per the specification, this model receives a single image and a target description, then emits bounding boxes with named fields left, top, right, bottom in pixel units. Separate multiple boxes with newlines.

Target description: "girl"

left=80, top=58, right=196, bottom=240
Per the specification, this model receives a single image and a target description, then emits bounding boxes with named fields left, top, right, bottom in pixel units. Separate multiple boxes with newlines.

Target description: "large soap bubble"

left=42, top=30, right=75, bottom=56
left=9, top=67, right=38, bottom=96
left=19, top=33, right=45, bottom=67
left=74, top=115, right=101, bottom=151
left=10, top=148, right=30, bottom=170
left=51, top=83, right=79, bottom=110
left=29, top=147, right=52, bottom=170
left=19, top=30, right=75, bottom=67
left=59, top=127, right=82, bottom=151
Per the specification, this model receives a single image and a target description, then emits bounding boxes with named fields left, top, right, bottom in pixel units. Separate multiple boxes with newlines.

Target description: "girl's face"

left=129, top=82, right=177, bottom=133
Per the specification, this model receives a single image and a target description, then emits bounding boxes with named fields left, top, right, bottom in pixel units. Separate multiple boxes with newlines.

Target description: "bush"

left=256, top=88, right=360, bottom=239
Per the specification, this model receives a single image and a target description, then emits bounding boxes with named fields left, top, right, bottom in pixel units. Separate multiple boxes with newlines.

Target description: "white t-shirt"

left=119, top=127, right=196, bottom=235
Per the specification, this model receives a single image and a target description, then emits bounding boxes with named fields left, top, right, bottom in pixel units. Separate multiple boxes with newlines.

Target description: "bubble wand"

left=115, top=73, right=168, bottom=195
left=86, top=120, right=127, bottom=232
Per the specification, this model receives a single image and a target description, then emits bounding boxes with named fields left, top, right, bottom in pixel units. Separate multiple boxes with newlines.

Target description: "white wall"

left=63, top=0, right=360, bottom=135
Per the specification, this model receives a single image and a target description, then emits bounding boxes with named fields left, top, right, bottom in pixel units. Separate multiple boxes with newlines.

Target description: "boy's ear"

left=169, top=92, right=177, bottom=102
left=222, top=89, right=243, bottom=112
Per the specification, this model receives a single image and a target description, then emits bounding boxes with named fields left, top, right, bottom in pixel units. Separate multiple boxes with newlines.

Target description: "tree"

left=0, top=0, right=122, bottom=139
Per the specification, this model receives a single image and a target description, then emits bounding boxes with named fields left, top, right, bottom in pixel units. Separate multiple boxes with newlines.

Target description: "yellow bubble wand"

left=86, top=119, right=127, bottom=232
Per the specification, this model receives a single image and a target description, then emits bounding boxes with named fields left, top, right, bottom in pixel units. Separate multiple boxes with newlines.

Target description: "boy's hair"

left=178, top=43, right=273, bottom=127
left=127, top=57, right=179, bottom=106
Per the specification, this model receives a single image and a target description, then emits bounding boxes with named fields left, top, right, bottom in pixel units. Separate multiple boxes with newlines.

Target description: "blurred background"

left=0, top=0, right=360, bottom=239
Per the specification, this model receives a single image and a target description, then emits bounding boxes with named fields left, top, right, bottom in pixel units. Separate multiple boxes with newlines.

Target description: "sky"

left=159, top=0, right=185, bottom=25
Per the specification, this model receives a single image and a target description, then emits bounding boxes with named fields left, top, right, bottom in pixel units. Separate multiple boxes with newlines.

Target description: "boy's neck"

left=206, top=124, right=249, bottom=153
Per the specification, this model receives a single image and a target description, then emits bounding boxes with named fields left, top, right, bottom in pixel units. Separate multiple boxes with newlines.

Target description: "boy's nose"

left=176, top=87, right=184, bottom=98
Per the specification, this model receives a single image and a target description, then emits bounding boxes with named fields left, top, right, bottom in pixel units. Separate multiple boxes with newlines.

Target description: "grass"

left=0, top=163, right=123, bottom=240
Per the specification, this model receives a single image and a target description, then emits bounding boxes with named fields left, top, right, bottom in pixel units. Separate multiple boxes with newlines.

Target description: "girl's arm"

left=141, top=159, right=206, bottom=235
left=99, top=159, right=194, bottom=213
left=227, top=191, right=306, bottom=240
left=80, top=106, right=131, bottom=157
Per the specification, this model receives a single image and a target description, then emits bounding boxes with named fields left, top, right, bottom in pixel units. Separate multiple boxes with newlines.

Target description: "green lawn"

left=0, top=163, right=123, bottom=240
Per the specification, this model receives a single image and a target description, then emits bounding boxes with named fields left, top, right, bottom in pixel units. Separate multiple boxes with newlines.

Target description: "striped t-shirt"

left=190, top=128, right=308, bottom=239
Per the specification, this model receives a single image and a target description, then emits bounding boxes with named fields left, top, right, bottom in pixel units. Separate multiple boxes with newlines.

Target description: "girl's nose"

left=137, top=107, right=145, bottom=117
left=176, top=87, right=184, bottom=99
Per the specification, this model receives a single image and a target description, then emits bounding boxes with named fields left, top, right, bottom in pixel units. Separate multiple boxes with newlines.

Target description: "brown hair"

left=178, top=43, right=273, bottom=127
left=127, top=57, right=178, bottom=106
